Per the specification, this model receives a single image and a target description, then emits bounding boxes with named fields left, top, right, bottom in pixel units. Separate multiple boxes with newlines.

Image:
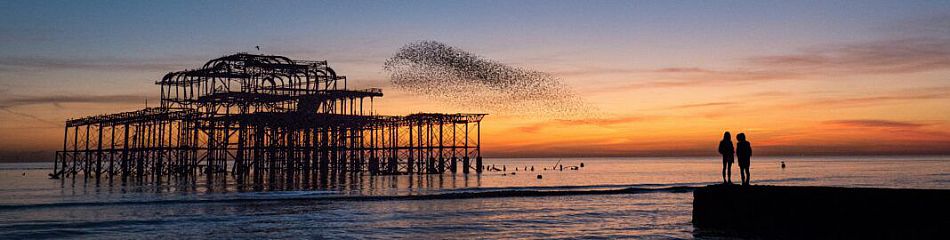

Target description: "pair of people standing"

left=718, top=131, right=752, bottom=185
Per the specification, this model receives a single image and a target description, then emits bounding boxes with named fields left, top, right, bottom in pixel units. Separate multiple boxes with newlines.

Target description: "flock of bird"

left=384, top=41, right=593, bottom=118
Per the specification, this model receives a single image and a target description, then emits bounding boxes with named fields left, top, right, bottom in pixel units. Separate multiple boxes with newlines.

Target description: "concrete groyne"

left=693, top=184, right=950, bottom=239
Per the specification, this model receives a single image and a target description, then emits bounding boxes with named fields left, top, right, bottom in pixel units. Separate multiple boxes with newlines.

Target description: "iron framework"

left=51, top=53, right=485, bottom=186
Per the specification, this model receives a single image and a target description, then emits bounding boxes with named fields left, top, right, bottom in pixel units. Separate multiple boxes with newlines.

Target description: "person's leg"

left=745, top=167, right=750, bottom=185
left=726, top=162, right=733, bottom=183
left=740, top=167, right=745, bottom=185
left=744, top=167, right=751, bottom=185
left=738, top=166, right=745, bottom=184
left=722, top=161, right=727, bottom=183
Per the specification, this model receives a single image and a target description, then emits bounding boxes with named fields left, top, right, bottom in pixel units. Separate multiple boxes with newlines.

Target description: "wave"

left=0, top=185, right=697, bottom=211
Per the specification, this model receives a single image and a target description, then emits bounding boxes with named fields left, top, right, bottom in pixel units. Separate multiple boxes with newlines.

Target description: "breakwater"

left=693, top=184, right=950, bottom=239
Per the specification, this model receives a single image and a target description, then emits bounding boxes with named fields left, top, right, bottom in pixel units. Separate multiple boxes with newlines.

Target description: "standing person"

left=736, top=133, right=752, bottom=186
left=718, top=132, right=735, bottom=184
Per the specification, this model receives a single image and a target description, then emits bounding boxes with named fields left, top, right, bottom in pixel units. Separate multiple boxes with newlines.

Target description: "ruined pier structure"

left=52, top=53, right=485, bottom=185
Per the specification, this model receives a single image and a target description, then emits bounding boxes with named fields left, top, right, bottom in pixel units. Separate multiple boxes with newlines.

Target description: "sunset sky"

left=1, top=0, right=949, bottom=161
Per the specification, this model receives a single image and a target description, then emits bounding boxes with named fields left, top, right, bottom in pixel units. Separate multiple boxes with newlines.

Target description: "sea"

left=0, top=156, right=947, bottom=239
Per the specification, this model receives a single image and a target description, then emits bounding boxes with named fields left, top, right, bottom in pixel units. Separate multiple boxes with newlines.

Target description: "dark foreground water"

left=0, top=156, right=948, bottom=239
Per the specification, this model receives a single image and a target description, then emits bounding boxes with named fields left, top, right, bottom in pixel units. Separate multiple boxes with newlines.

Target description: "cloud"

left=0, top=27, right=52, bottom=44
left=549, top=66, right=648, bottom=77
left=607, top=35, right=950, bottom=92
left=823, top=119, right=927, bottom=129
left=485, top=138, right=711, bottom=158
left=553, top=116, right=645, bottom=126
left=516, top=115, right=646, bottom=133
left=881, top=13, right=950, bottom=41
left=670, top=101, right=737, bottom=109
left=817, top=119, right=950, bottom=142
left=662, top=86, right=949, bottom=120
left=794, top=88, right=949, bottom=109
left=654, top=68, right=803, bottom=81
left=516, top=124, right=545, bottom=133
left=0, top=94, right=149, bottom=127
left=0, top=94, right=148, bottom=108
left=583, top=67, right=801, bottom=93
left=749, top=38, right=950, bottom=75
left=752, top=118, right=950, bottom=155
left=750, top=13, right=950, bottom=75
left=577, top=15, right=950, bottom=94
left=0, top=56, right=191, bottom=73
left=593, top=35, right=950, bottom=92
left=0, top=108, right=60, bottom=127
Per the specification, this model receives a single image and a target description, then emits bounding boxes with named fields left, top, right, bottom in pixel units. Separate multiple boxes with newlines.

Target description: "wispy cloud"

left=818, top=119, right=947, bottom=139
left=748, top=13, right=950, bottom=75
left=582, top=67, right=801, bottom=93
left=0, top=56, right=193, bottom=73
left=514, top=124, right=540, bottom=133
left=689, top=87, right=950, bottom=118
left=793, top=87, right=950, bottom=109
left=823, top=119, right=927, bottom=129
left=749, top=38, right=950, bottom=75
left=486, top=137, right=711, bottom=158
left=670, top=101, right=737, bottom=109
left=550, top=66, right=648, bottom=77
left=598, top=35, right=950, bottom=92
left=651, top=68, right=796, bottom=80
left=576, top=15, right=950, bottom=94
left=516, top=115, right=646, bottom=133
left=0, top=94, right=152, bottom=127
left=782, top=118, right=950, bottom=155
left=0, top=108, right=60, bottom=127
left=0, top=94, right=148, bottom=109
left=552, top=116, right=645, bottom=126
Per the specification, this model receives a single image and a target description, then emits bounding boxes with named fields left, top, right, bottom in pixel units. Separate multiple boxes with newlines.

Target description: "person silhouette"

left=718, top=131, right=735, bottom=184
left=736, top=133, right=752, bottom=186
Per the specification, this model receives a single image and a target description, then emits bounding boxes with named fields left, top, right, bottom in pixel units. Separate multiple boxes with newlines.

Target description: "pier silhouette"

left=51, top=53, right=486, bottom=188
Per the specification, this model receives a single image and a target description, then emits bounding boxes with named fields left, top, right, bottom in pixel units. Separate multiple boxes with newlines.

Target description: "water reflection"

left=54, top=171, right=485, bottom=196
left=5, top=156, right=947, bottom=207
left=36, top=156, right=950, bottom=202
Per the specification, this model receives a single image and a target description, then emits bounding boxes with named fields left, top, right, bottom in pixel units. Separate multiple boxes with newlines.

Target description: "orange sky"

left=2, top=1, right=950, bottom=161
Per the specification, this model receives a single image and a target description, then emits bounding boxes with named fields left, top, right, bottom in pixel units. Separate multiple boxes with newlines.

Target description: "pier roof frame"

left=66, top=108, right=196, bottom=127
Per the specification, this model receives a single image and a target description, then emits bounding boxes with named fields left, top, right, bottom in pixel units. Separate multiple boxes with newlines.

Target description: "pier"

left=51, top=53, right=485, bottom=187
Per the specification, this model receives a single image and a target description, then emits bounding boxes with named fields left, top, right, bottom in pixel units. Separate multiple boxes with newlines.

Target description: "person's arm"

left=738, top=143, right=751, bottom=157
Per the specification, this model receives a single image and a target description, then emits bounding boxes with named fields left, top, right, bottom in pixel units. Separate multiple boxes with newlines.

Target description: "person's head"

left=723, top=131, right=731, bottom=140
left=737, top=133, right=746, bottom=141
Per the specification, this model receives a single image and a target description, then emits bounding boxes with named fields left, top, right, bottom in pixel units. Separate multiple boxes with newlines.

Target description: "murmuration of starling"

left=384, top=41, right=594, bottom=118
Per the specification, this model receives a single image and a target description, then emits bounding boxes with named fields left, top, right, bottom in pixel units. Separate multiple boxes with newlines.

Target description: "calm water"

left=0, top=156, right=948, bottom=239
